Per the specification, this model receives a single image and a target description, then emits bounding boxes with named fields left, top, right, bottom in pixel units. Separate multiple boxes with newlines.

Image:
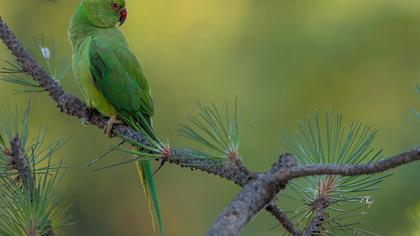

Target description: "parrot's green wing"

left=88, top=35, right=153, bottom=116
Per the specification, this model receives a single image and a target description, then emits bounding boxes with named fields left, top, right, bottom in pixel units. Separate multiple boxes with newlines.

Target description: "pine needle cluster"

left=179, top=100, right=241, bottom=161
left=0, top=105, right=72, bottom=236
left=280, top=111, right=387, bottom=235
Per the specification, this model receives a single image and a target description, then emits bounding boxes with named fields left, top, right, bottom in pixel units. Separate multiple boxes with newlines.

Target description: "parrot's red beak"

left=119, top=8, right=127, bottom=26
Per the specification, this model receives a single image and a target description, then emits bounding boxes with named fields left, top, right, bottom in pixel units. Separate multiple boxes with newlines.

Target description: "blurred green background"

left=1, top=0, right=420, bottom=235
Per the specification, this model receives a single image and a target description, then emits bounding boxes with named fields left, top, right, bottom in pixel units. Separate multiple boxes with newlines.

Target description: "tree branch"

left=208, top=154, right=297, bottom=236
left=282, top=147, right=420, bottom=181
left=210, top=148, right=420, bottom=236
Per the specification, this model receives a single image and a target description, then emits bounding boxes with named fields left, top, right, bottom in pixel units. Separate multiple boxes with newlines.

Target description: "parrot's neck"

left=68, top=4, right=115, bottom=49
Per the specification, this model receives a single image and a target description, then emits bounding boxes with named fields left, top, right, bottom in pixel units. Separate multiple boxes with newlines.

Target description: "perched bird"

left=68, top=0, right=164, bottom=234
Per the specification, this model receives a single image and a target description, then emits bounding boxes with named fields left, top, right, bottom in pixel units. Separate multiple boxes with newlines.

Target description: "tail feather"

left=135, top=160, right=156, bottom=231
left=121, top=111, right=164, bottom=235
left=136, top=160, right=164, bottom=235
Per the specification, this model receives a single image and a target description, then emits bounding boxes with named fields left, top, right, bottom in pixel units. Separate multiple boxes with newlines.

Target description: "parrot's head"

left=82, top=0, right=127, bottom=28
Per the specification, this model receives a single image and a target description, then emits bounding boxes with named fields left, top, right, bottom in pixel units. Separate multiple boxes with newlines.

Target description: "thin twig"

left=302, top=178, right=333, bottom=236
left=266, top=203, right=302, bottom=236
left=10, top=136, right=31, bottom=188
left=303, top=202, right=328, bottom=236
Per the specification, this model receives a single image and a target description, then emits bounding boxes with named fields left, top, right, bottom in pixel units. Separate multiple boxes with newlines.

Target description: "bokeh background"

left=1, top=0, right=420, bottom=235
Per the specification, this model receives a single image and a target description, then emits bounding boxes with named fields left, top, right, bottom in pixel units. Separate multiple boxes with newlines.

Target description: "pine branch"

left=282, top=147, right=420, bottom=180
left=302, top=179, right=332, bottom=236
left=10, top=136, right=31, bottom=188
left=303, top=201, right=328, bottom=236
left=167, top=152, right=255, bottom=186
left=10, top=136, right=55, bottom=236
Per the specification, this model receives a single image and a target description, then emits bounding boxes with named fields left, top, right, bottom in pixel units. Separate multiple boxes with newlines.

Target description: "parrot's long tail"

left=136, top=158, right=164, bottom=235
left=121, top=111, right=164, bottom=236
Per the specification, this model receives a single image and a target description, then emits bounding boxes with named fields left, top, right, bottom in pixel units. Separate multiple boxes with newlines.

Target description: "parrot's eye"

left=111, top=2, right=119, bottom=11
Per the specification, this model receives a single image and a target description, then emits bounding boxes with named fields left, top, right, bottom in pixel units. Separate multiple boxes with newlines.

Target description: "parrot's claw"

left=103, top=115, right=123, bottom=138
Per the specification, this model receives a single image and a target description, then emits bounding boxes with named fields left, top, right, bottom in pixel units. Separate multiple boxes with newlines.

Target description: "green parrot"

left=68, top=0, right=164, bottom=234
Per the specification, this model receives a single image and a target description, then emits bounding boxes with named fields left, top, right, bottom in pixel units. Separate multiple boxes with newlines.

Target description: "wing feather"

left=88, top=37, right=154, bottom=116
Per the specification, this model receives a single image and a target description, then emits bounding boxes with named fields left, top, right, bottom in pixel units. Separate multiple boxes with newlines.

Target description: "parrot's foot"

left=103, top=115, right=123, bottom=138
